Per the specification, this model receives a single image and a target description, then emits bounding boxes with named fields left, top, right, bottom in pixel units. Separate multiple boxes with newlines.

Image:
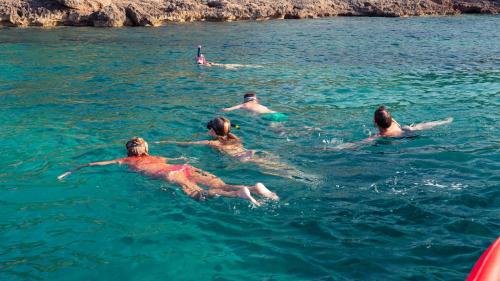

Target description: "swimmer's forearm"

left=88, top=159, right=121, bottom=166
left=223, top=104, right=244, bottom=111
left=57, top=159, right=121, bottom=180
left=331, top=135, right=379, bottom=150
left=155, top=140, right=209, bottom=146
left=166, top=156, right=189, bottom=162
left=408, top=117, right=453, bottom=131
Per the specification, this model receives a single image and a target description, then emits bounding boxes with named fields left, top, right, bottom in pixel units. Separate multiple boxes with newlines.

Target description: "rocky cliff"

left=1, top=0, right=499, bottom=27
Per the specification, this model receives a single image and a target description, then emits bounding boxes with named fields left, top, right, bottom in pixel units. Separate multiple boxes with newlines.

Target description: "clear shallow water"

left=0, top=16, right=499, bottom=280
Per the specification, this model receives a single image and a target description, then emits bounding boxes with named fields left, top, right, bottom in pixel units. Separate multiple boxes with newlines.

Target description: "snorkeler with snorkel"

left=195, top=45, right=262, bottom=69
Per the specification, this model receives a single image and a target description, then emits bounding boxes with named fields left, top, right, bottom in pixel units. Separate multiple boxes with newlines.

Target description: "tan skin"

left=58, top=151, right=279, bottom=205
left=156, top=129, right=305, bottom=180
left=223, top=99, right=275, bottom=114
left=336, top=116, right=454, bottom=149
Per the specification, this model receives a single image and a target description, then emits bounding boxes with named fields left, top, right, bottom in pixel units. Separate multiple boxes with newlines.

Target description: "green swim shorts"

left=261, top=112, right=288, bottom=122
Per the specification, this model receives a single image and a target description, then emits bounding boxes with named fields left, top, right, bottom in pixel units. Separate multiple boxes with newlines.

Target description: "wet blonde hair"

left=206, top=117, right=240, bottom=144
left=126, top=137, right=149, bottom=156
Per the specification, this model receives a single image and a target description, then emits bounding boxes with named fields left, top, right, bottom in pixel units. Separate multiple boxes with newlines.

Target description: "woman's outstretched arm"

left=154, top=140, right=213, bottom=146
left=57, top=159, right=123, bottom=180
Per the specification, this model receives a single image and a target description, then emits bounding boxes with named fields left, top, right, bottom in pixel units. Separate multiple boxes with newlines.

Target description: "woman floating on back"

left=155, top=117, right=308, bottom=180
left=58, top=137, right=278, bottom=206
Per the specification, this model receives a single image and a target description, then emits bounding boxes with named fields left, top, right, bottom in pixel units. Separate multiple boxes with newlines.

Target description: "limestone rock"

left=125, top=3, right=162, bottom=26
left=0, top=0, right=499, bottom=27
left=55, top=0, right=111, bottom=12
left=90, top=4, right=125, bottom=27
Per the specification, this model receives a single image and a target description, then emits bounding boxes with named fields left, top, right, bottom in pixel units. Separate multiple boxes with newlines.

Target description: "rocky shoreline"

left=1, top=0, right=499, bottom=27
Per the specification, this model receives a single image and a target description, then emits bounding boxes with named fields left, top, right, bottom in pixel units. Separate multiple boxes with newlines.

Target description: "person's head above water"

left=207, top=117, right=231, bottom=136
left=126, top=137, right=149, bottom=157
left=206, top=117, right=239, bottom=142
left=374, top=106, right=392, bottom=129
left=243, top=92, right=257, bottom=103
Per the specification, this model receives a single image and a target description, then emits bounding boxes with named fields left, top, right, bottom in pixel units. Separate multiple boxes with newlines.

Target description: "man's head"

left=126, top=137, right=149, bottom=157
left=374, top=106, right=392, bottom=129
left=243, top=92, right=257, bottom=103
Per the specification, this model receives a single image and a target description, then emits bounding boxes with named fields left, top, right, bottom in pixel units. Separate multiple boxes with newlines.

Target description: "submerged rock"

left=0, top=0, right=499, bottom=27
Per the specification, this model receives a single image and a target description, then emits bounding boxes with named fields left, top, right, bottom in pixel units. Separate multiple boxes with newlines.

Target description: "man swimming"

left=372, top=106, right=453, bottom=138
left=336, top=106, right=453, bottom=149
left=223, top=92, right=287, bottom=122
left=58, top=137, right=279, bottom=206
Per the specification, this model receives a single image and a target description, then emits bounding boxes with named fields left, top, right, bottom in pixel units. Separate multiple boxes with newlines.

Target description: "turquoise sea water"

left=1, top=16, right=499, bottom=280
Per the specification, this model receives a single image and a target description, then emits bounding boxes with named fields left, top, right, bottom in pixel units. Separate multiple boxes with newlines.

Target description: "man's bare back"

left=223, top=92, right=276, bottom=114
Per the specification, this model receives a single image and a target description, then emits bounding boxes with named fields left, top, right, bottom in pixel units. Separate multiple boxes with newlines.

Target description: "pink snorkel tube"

left=196, top=45, right=208, bottom=65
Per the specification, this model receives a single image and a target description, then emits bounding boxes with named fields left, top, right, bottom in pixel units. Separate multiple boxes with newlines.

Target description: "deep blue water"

left=0, top=16, right=499, bottom=280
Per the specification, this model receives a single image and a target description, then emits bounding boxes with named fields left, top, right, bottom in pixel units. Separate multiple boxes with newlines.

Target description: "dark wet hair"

left=374, top=106, right=392, bottom=129
left=243, top=92, right=257, bottom=102
left=206, top=117, right=240, bottom=143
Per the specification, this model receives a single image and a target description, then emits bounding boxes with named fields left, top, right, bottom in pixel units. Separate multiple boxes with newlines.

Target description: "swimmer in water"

left=372, top=106, right=453, bottom=138
left=195, top=46, right=263, bottom=69
left=196, top=45, right=213, bottom=66
left=58, top=137, right=278, bottom=205
left=223, top=92, right=288, bottom=122
left=336, top=106, right=453, bottom=149
left=155, top=117, right=308, bottom=180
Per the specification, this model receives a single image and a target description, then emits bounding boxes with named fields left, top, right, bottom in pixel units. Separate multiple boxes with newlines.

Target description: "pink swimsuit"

left=196, top=55, right=208, bottom=65
left=154, top=164, right=192, bottom=178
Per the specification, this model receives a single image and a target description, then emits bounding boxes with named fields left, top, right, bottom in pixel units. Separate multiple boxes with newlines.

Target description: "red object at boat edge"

left=467, top=236, right=500, bottom=281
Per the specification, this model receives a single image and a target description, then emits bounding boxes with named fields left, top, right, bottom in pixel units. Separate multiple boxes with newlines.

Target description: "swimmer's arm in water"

left=332, top=135, right=380, bottom=150
left=222, top=104, right=244, bottom=111
left=154, top=140, right=215, bottom=146
left=57, top=159, right=123, bottom=180
left=403, top=117, right=453, bottom=131
left=163, top=156, right=190, bottom=163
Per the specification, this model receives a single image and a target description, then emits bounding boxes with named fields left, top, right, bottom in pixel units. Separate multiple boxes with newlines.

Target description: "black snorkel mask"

left=206, top=119, right=240, bottom=132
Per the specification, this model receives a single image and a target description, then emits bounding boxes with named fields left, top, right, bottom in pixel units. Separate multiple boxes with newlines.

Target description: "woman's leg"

left=165, top=172, right=260, bottom=205
left=166, top=173, right=207, bottom=200
left=207, top=188, right=260, bottom=206
left=189, top=168, right=279, bottom=201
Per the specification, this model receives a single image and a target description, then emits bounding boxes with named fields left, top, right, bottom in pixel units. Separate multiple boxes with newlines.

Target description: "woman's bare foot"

left=238, top=187, right=261, bottom=206
left=255, top=183, right=279, bottom=201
